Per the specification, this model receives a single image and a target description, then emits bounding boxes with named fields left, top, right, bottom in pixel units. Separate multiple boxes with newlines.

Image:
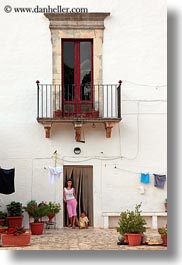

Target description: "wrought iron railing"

left=36, top=81, right=122, bottom=119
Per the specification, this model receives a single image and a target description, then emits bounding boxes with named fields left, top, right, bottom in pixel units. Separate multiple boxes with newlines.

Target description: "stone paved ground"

left=0, top=228, right=167, bottom=251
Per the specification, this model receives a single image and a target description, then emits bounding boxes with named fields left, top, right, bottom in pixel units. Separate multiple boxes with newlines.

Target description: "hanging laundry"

left=153, top=174, right=166, bottom=189
left=48, top=166, right=63, bottom=184
left=0, top=168, right=15, bottom=194
left=140, top=173, right=150, bottom=184
left=139, top=186, right=145, bottom=194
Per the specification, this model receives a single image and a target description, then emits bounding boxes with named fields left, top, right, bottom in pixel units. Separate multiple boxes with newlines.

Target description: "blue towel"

left=154, top=174, right=166, bottom=189
left=140, top=173, right=150, bottom=184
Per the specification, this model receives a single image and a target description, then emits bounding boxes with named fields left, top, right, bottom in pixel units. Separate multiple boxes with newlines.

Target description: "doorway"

left=63, top=165, right=93, bottom=226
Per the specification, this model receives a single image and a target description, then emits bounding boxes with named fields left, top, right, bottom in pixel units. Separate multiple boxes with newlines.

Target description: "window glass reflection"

left=63, top=41, right=74, bottom=100
left=80, top=42, right=91, bottom=101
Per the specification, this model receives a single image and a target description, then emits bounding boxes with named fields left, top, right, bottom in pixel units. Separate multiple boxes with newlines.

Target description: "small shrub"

left=117, top=203, right=147, bottom=235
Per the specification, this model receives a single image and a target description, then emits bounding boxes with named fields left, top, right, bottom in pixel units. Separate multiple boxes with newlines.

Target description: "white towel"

left=48, top=166, right=63, bottom=184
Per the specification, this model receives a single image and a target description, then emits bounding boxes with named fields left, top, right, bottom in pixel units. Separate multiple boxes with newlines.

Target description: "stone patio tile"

left=0, top=228, right=167, bottom=251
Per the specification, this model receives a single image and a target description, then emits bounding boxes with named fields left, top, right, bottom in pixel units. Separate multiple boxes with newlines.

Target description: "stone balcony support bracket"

left=43, top=122, right=52, bottom=138
left=37, top=119, right=120, bottom=140
left=104, top=122, right=114, bottom=138
left=73, top=122, right=83, bottom=142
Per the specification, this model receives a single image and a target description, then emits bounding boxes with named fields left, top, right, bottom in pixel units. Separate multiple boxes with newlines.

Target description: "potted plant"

left=24, top=200, right=49, bottom=235
left=0, top=211, right=7, bottom=226
left=117, top=211, right=130, bottom=243
left=47, top=202, right=61, bottom=223
left=116, top=203, right=147, bottom=246
left=91, top=109, right=99, bottom=118
left=158, top=226, right=167, bottom=246
left=54, top=109, right=62, bottom=118
left=1, top=227, right=31, bottom=247
left=164, top=198, right=167, bottom=212
left=6, top=201, right=23, bottom=228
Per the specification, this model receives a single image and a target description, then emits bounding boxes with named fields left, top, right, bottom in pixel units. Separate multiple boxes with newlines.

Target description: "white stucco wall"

left=0, top=0, right=167, bottom=228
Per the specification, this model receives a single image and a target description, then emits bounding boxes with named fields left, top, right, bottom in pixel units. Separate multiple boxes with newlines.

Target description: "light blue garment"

left=140, top=173, right=150, bottom=184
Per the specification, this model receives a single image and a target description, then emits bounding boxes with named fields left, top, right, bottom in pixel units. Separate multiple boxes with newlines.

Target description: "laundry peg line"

left=113, top=165, right=167, bottom=176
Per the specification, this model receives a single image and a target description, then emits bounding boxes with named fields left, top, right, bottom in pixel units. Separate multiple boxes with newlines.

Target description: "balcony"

left=36, top=81, right=122, bottom=141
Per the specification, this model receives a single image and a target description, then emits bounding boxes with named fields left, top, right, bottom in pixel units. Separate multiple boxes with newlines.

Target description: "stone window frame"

left=44, top=13, right=110, bottom=114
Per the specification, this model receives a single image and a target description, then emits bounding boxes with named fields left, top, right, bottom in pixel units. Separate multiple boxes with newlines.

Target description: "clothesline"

left=113, top=168, right=167, bottom=189
left=45, top=165, right=166, bottom=189
left=114, top=166, right=167, bottom=175
left=122, top=80, right=167, bottom=88
left=44, top=154, right=167, bottom=176
left=0, top=155, right=167, bottom=178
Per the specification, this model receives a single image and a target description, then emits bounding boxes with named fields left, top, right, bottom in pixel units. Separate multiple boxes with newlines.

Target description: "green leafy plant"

left=116, top=203, right=147, bottom=235
left=24, top=200, right=49, bottom=223
left=158, top=227, right=167, bottom=236
left=47, top=202, right=61, bottom=215
left=7, top=201, right=23, bottom=216
left=0, top=211, right=7, bottom=219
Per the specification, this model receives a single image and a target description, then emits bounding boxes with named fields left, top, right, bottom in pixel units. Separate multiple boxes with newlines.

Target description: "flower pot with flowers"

left=24, top=200, right=49, bottom=235
left=47, top=202, right=61, bottom=223
left=1, top=227, right=31, bottom=247
left=116, top=203, right=147, bottom=246
left=6, top=201, right=24, bottom=228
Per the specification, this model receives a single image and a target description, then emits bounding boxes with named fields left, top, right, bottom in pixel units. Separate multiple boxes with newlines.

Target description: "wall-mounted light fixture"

left=74, top=147, right=81, bottom=155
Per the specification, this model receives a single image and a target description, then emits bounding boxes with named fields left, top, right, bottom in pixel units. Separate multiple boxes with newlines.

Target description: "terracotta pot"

left=30, top=222, right=44, bottom=235
left=92, top=110, right=99, bottom=118
left=161, top=234, right=167, bottom=246
left=124, top=233, right=129, bottom=243
left=47, top=214, right=55, bottom=223
left=7, top=216, right=23, bottom=228
left=1, top=232, right=31, bottom=247
left=0, top=227, right=8, bottom=233
left=127, top=233, right=142, bottom=246
left=54, top=110, right=62, bottom=118
left=0, top=218, right=5, bottom=226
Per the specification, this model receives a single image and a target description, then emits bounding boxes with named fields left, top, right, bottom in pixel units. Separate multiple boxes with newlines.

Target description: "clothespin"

left=53, top=150, right=58, bottom=167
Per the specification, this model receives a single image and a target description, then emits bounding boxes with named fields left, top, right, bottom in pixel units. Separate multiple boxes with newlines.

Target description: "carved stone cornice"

left=44, top=12, right=110, bottom=30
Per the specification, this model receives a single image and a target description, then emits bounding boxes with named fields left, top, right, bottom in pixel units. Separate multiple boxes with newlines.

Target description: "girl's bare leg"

left=68, top=217, right=72, bottom=227
left=72, top=216, right=76, bottom=228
